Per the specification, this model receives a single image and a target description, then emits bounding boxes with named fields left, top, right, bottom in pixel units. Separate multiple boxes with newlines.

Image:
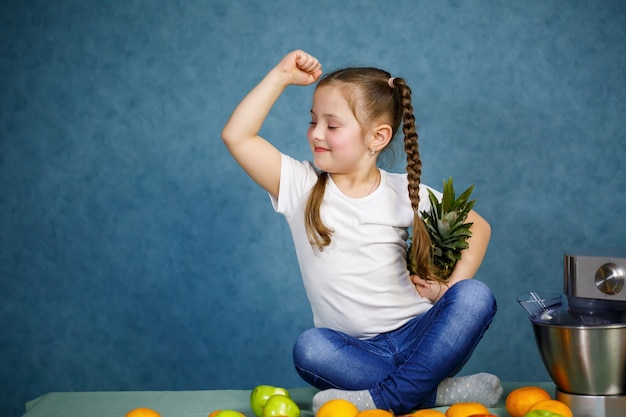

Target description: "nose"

left=308, top=123, right=323, bottom=142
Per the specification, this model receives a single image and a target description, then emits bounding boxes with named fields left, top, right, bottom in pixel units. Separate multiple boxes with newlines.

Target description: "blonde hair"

left=304, top=67, right=437, bottom=282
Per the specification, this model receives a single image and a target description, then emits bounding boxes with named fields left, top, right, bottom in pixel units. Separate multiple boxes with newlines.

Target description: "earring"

left=370, top=148, right=376, bottom=156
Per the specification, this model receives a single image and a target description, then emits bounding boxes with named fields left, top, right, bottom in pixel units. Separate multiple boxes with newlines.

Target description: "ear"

left=370, top=124, right=393, bottom=152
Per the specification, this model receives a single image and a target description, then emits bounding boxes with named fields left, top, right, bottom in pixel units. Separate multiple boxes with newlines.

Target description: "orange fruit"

left=444, top=402, right=489, bottom=417
left=505, top=386, right=552, bottom=417
left=316, top=399, right=360, bottom=417
left=528, top=399, right=573, bottom=417
left=356, top=410, right=394, bottom=417
left=409, top=410, right=447, bottom=416
left=125, top=408, right=161, bottom=417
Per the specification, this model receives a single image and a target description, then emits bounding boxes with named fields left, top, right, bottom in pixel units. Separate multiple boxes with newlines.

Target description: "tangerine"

left=355, top=410, right=394, bottom=417
left=409, top=410, right=447, bottom=416
left=505, top=386, right=552, bottom=417
left=316, top=399, right=360, bottom=417
left=444, top=402, right=489, bottom=417
left=527, top=399, right=573, bottom=417
left=125, top=408, right=161, bottom=417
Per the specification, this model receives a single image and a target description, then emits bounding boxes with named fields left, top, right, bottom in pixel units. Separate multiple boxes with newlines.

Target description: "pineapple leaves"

left=410, top=177, right=476, bottom=281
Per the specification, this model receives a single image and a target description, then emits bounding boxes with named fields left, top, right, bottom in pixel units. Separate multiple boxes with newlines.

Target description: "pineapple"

left=408, top=177, right=476, bottom=281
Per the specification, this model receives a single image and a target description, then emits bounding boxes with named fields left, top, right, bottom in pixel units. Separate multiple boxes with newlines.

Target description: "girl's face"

left=307, top=86, right=371, bottom=174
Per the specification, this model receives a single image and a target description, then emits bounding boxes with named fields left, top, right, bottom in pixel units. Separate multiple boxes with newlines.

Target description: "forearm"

left=222, top=69, right=288, bottom=148
left=446, top=210, right=491, bottom=286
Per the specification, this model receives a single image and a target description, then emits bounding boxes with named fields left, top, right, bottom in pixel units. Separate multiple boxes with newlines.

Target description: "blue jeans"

left=292, top=279, right=497, bottom=414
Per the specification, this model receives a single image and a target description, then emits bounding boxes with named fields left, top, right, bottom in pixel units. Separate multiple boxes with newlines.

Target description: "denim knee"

left=292, top=328, right=320, bottom=369
left=448, top=279, right=497, bottom=318
left=292, top=328, right=346, bottom=390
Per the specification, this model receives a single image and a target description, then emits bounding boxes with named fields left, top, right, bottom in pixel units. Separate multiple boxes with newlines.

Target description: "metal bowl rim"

left=529, top=317, right=626, bottom=330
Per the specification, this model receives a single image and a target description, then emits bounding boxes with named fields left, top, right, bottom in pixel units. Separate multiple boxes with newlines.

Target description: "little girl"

left=222, top=50, right=502, bottom=413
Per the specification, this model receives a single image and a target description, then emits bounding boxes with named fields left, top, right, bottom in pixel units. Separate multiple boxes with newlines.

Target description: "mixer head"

left=564, top=248, right=626, bottom=314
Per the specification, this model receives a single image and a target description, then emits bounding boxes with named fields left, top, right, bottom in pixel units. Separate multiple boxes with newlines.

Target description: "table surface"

left=23, top=382, right=557, bottom=417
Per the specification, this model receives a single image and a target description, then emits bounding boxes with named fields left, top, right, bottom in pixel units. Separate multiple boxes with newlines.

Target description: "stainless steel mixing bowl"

left=531, top=312, right=626, bottom=395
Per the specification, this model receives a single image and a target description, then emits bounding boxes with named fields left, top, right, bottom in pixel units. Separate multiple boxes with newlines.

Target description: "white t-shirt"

left=271, top=154, right=442, bottom=339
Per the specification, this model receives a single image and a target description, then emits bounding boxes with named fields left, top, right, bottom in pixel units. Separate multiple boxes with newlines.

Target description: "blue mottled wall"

left=1, top=1, right=625, bottom=416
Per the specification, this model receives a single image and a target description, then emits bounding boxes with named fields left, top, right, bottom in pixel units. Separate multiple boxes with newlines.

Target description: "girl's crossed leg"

left=293, top=280, right=500, bottom=414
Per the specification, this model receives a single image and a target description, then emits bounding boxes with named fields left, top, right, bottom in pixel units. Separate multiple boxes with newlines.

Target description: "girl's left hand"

left=411, top=275, right=449, bottom=303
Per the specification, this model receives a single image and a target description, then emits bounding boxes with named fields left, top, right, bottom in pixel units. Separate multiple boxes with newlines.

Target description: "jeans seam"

left=294, top=364, right=343, bottom=389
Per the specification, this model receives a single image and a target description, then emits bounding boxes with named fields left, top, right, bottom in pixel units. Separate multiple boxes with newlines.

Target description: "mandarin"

left=355, top=409, right=394, bottom=417
left=505, top=386, right=552, bottom=417
left=444, top=402, right=489, bottom=417
left=409, top=410, right=447, bottom=416
left=316, top=399, right=360, bottom=417
left=527, top=399, right=573, bottom=417
left=125, top=408, right=161, bottom=417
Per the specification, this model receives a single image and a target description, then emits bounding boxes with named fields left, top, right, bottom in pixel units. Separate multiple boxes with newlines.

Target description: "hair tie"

left=388, top=77, right=396, bottom=88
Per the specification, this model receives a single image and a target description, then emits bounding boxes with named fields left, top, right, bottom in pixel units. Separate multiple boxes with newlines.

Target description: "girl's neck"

left=330, top=168, right=380, bottom=198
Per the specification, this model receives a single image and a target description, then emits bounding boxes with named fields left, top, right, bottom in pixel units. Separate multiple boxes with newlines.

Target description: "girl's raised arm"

left=221, top=50, right=322, bottom=198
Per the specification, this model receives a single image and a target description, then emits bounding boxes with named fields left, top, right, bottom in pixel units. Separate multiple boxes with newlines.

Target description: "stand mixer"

left=518, top=248, right=626, bottom=417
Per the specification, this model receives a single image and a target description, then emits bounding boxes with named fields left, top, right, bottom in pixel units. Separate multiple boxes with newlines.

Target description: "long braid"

left=395, top=79, right=437, bottom=282
left=304, top=171, right=333, bottom=249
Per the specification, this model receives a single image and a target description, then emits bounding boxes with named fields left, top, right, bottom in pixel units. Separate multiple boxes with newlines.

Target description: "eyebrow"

left=310, top=110, right=343, bottom=120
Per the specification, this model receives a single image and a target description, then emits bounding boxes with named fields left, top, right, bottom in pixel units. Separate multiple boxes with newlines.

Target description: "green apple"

left=213, top=410, right=245, bottom=417
left=262, top=394, right=300, bottom=417
left=524, top=410, right=563, bottom=417
left=250, top=385, right=290, bottom=417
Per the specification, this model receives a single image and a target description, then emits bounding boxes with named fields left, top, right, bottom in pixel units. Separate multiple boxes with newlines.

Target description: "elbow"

left=481, top=217, right=492, bottom=242
left=221, top=124, right=241, bottom=153
left=221, top=125, right=233, bottom=146
left=469, top=210, right=491, bottom=245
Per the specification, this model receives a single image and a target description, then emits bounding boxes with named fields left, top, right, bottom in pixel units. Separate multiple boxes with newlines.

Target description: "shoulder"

left=382, top=171, right=440, bottom=196
left=280, top=153, right=317, bottom=178
left=383, top=170, right=409, bottom=189
left=381, top=170, right=442, bottom=211
left=273, top=154, right=319, bottom=215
